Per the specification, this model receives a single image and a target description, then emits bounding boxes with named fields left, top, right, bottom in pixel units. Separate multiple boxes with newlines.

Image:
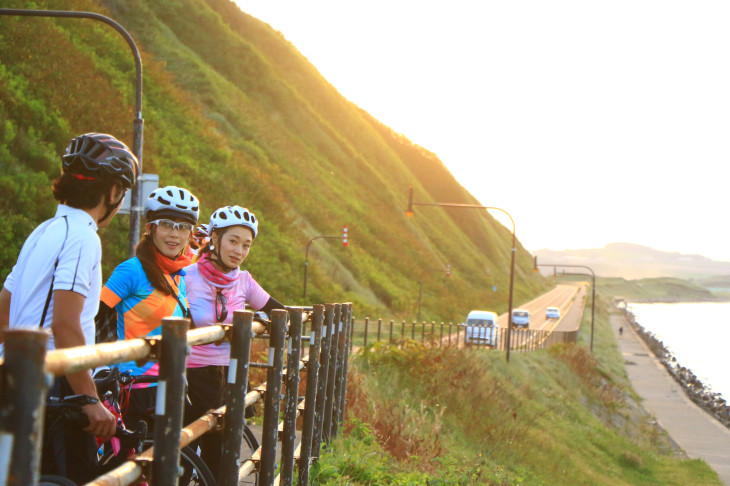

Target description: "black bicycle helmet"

left=62, top=133, right=139, bottom=189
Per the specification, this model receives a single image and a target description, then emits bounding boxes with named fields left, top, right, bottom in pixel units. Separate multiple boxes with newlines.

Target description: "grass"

left=311, top=297, right=723, bottom=485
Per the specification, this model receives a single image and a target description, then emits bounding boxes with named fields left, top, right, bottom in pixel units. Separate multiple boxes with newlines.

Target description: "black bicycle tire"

left=239, top=425, right=259, bottom=485
left=141, top=440, right=216, bottom=486
left=179, top=445, right=217, bottom=486
left=38, top=475, right=78, bottom=486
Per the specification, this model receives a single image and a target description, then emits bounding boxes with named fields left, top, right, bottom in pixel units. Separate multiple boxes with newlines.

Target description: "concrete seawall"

left=612, top=309, right=730, bottom=484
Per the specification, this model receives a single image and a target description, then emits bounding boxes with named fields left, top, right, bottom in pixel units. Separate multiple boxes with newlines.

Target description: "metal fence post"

left=377, top=318, right=382, bottom=343
left=330, top=305, right=348, bottom=437
left=280, top=308, right=303, bottom=485
left=322, top=304, right=342, bottom=444
left=335, top=304, right=352, bottom=433
left=0, top=329, right=48, bottom=486
left=298, top=305, right=323, bottom=486
left=349, top=313, right=354, bottom=353
left=389, top=320, right=394, bottom=344
left=219, top=311, right=253, bottom=486
left=311, top=304, right=334, bottom=462
left=259, top=309, right=287, bottom=485
left=363, top=317, right=368, bottom=348
left=153, top=317, right=190, bottom=486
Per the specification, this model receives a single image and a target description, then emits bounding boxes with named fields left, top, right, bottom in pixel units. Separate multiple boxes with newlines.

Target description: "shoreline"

left=616, top=296, right=730, bottom=304
left=621, top=307, right=730, bottom=429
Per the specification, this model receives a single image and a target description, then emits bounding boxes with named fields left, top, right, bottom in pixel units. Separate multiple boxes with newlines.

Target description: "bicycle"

left=104, top=368, right=261, bottom=485
left=98, top=368, right=221, bottom=486
left=37, top=368, right=225, bottom=486
left=38, top=386, right=148, bottom=485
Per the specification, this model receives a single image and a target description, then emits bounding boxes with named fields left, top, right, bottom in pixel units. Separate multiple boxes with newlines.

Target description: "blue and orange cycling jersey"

left=100, top=257, right=188, bottom=381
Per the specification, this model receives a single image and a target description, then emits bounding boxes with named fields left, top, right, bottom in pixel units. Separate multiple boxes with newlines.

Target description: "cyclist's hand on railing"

left=82, top=400, right=116, bottom=441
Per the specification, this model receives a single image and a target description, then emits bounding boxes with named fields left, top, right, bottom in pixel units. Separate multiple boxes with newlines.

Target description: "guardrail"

left=0, top=302, right=353, bottom=486
left=351, top=318, right=578, bottom=351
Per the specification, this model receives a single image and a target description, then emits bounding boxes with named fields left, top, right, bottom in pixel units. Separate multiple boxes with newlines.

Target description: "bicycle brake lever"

left=62, top=394, right=99, bottom=406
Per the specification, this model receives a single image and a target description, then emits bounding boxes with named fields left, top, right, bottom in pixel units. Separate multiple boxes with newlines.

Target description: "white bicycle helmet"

left=209, top=206, right=258, bottom=238
left=144, top=186, right=199, bottom=224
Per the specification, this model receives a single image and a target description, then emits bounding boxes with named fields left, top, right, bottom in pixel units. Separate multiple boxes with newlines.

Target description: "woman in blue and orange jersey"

left=95, top=185, right=199, bottom=427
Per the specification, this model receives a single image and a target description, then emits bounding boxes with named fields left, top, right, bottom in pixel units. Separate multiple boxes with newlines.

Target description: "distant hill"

left=534, top=242, right=730, bottom=279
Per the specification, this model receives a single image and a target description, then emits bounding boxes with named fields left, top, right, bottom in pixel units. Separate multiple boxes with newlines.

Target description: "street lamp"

left=416, top=265, right=450, bottom=321
left=534, top=258, right=596, bottom=352
left=303, top=227, right=348, bottom=299
left=406, top=186, right=517, bottom=362
left=0, top=8, right=145, bottom=256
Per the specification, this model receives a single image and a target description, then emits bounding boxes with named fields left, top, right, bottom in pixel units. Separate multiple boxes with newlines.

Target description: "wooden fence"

left=0, top=303, right=353, bottom=486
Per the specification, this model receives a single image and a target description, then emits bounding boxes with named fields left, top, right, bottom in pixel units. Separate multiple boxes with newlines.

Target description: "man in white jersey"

left=0, top=133, right=138, bottom=483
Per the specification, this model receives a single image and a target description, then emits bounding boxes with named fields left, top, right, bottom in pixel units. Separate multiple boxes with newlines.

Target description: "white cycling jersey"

left=1, top=204, right=102, bottom=355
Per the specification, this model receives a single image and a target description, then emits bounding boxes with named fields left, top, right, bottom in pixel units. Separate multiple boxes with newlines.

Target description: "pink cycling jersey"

left=184, top=263, right=269, bottom=367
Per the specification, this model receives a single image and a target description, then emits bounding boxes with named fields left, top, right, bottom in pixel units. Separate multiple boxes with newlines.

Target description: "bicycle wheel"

left=239, top=425, right=259, bottom=485
left=179, top=445, right=216, bottom=486
left=39, top=475, right=78, bottom=486
left=142, top=440, right=216, bottom=486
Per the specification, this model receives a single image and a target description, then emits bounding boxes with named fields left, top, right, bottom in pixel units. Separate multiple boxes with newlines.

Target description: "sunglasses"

left=150, top=219, right=194, bottom=233
left=215, top=290, right=228, bottom=323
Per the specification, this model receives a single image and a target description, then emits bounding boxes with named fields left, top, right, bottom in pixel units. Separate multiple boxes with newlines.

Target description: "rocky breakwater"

left=622, top=309, right=730, bottom=429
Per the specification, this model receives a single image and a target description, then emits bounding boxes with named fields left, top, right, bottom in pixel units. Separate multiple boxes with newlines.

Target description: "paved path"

left=612, top=311, right=730, bottom=484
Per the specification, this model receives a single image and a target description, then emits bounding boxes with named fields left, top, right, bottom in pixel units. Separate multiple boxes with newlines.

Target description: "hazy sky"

left=240, top=1, right=730, bottom=261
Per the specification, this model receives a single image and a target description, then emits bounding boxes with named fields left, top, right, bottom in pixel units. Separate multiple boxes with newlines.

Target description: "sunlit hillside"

left=0, top=0, right=549, bottom=320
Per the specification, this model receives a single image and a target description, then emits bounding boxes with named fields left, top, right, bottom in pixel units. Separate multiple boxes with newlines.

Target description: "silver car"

left=511, top=309, right=530, bottom=329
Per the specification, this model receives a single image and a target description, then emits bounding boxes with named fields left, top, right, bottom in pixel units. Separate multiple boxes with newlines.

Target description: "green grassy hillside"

left=313, top=295, right=721, bottom=485
left=0, top=0, right=548, bottom=321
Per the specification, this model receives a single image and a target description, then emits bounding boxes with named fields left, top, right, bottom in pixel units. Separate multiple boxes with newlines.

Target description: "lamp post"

left=416, top=265, right=450, bottom=321
left=406, top=186, right=517, bottom=362
left=0, top=8, right=144, bottom=256
left=303, top=228, right=348, bottom=299
left=534, top=259, right=596, bottom=352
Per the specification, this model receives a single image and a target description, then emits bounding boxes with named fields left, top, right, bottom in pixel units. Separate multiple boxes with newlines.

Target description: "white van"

left=463, top=310, right=499, bottom=347
left=511, top=308, right=530, bottom=329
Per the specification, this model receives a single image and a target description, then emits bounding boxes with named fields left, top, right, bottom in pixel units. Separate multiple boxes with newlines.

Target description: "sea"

left=626, top=301, right=730, bottom=402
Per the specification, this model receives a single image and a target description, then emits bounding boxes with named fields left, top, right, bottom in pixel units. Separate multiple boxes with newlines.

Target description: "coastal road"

left=494, top=283, right=586, bottom=332
left=452, top=283, right=586, bottom=349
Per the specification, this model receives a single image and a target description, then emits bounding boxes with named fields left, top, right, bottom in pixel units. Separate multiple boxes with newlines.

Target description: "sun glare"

left=240, top=0, right=730, bottom=261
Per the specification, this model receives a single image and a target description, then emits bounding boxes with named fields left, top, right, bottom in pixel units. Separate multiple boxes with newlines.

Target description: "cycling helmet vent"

left=209, top=205, right=258, bottom=238
left=176, top=203, right=199, bottom=211
left=62, top=133, right=138, bottom=189
left=144, top=185, right=200, bottom=224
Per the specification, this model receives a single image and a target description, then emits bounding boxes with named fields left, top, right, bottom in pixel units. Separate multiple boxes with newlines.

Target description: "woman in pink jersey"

left=184, top=205, right=284, bottom=478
